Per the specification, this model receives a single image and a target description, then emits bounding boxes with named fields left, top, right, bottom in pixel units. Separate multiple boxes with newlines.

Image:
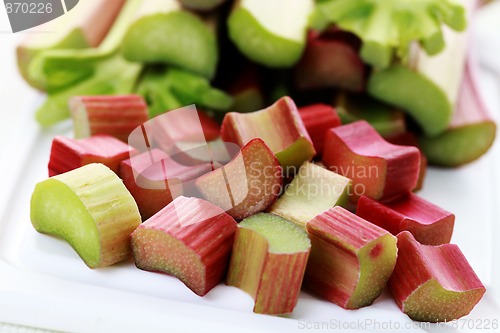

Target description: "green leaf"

left=314, top=0, right=467, bottom=68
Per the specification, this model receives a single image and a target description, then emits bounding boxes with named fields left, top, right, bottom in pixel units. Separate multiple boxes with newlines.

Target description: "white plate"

left=1, top=7, right=500, bottom=333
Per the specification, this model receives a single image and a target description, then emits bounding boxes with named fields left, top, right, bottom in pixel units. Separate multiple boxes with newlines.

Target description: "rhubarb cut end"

left=227, top=213, right=310, bottom=315
left=240, top=213, right=311, bottom=254
left=389, top=232, right=486, bottom=322
left=269, top=162, right=351, bottom=229
left=402, top=279, right=486, bottom=322
left=132, top=228, right=208, bottom=296
left=347, top=233, right=398, bottom=309
left=31, top=163, right=141, bottom=268
left=131, top=196, right=237, bottom=296
left=31, top=178, right=100, bottom=268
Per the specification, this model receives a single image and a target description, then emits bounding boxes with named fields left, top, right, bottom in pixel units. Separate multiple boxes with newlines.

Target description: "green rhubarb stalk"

left=418, top=56, right=497, bottom=166
left=312, top=0, right=467, bottom=68
left=122, top=0, right=218, bottom=79
left=28, top=0, right=142, bottom=93
left=228, top=0, right=314, bottom=68
left=16, top=0, right=125, bottom=91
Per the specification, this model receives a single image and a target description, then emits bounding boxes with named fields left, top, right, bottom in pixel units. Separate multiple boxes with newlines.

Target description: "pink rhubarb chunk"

left=120, top=149, right=215, bottom=219
left=195, top=138, right=282, bottom=220
left=305, top=206, right=398, bottom=309
left=220, top=96, right=315, bottom=172
left=298, top=104, right=341, bottom=156
left=322, top=120, right=421, bottom=202
left=70, top=95, right=149, bottom=142
left=357, top=194, right=454, bottom=245
left=389, top=232, right=486, bottom=322
left=131, top=196, right=237, bottom=296
left=48, top=135, right=137, bottom=177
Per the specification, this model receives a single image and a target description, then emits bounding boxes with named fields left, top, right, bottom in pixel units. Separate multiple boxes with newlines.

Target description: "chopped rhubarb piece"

left=16, top=0, right=125, bottom=91
left=149, top=107, right=220, bottom=154
left=120, top=149, right=215, bottom=220
left=131, top=196, right=237, bottom=296
left=389, top=232, right=486, bottom=322
left=31, top=163, right=141, bottom=268
left=357, top=194, right=454, bottom=245
left=294, top=30, right=366, bottom=92
left=221, top=96, right=315, bottom=173
left=322, top=121, right=421, bottom=202
left=298, top=104, right=341, bottom=155
left=227, top=213, right=311, bottom=314
left=269, top=162, right=351, bottom=229
left=195, top=138, right=282, bottom=220
left=419, top=54, right=497, bottom=166
left=70, top=95, right=149, bottom=142
left=227, top=0, right=313, bottom=68
left=385, top=132, right=427, bottom=191
left=48, top=135, right=137, bottom=177
left=305, top=206, right=398, bottom=309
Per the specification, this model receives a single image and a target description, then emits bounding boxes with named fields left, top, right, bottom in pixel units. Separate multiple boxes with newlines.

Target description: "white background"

left=0, top=2, right=500, bottom=332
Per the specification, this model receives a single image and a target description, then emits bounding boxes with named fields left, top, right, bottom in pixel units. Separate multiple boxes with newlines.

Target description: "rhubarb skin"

left=48, top=135, right=137, bottom=177
left=195, top=138, right=282, bottom=220
left=305, top=206, right=397, bottom=309
left=385, top=132, right=427, bottom=191
left=226, top=213, right=311, bottom=314
left=120, top=149, right=215, bottom=220
left=131, top=196, right=237, bottom=296
left=298, top=104, right=341, bottom=156
left=294, top=30, right=366, bottom=92
left=31, top=163, right=141, bottom=268
left=357, top=194, right=454, bottom=245
left=322, top=121, right=421, bottom=202
left=147, top=107, right=220, bottom=155
left=269, top=162, right=351, bottom=229
left=389, top=232, right=486, bottom=322
left=70, top=95, right=149, bottom=142
left=419, top=55, right=497, bottom=167
left=221, top=96, right=316, bottom=173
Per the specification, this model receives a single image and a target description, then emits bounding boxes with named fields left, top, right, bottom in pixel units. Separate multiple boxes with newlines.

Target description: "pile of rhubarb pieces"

left=18, top=0, right=496, bottom=167
left=31, top=95, right=486, bottom=323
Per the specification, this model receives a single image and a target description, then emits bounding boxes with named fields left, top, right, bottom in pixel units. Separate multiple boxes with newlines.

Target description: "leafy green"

left=137, top=67, right=233, bottom=118
left=312, top=0, right=467, bottom=68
